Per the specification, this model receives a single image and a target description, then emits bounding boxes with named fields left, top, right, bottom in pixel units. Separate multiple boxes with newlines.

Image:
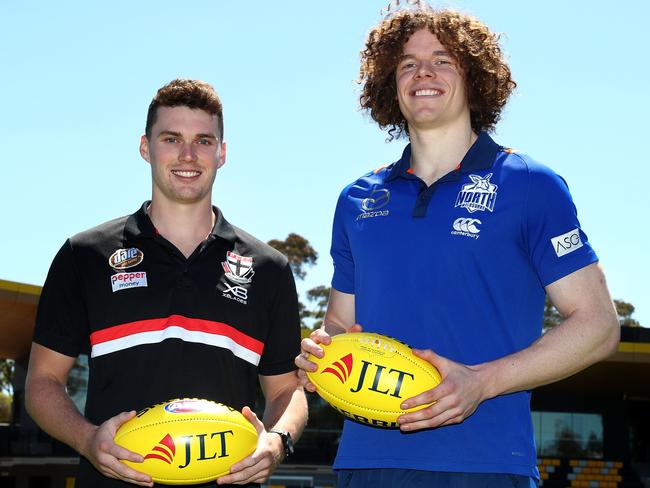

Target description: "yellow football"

left=306, top=332, right=441, bottom=428
left=114, top=398, right=258, bottom=485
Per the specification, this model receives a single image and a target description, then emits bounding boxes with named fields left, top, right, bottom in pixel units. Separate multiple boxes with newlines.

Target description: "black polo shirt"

left=34, top=202, right=300, bottom=487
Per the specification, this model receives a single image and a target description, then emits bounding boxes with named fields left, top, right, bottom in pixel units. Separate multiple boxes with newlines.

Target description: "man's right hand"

left=82, top=410, right=153, bottom=487
left=295, top=324, right=363, bottom=392
left=295, top=328, right=332, bottom=392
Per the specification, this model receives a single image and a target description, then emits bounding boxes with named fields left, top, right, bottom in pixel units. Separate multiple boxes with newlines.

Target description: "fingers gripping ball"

left=306, top=333, right=441, bottom=428
left=114, top=399, right=258, bottom=485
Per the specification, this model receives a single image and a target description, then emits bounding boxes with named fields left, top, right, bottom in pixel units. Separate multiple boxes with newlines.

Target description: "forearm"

left=322, top=289, right=355, bottom=336
left=262, top=382, right=308, bottom=442
left=479, top=306, right=619, bottom=400
left=25, top=375, right=96, bottom=456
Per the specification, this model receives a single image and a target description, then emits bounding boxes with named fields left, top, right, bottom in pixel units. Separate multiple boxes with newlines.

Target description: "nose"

left=179, top=142, right=197, bottom=162
left=415, top=60, right=437, bottom=79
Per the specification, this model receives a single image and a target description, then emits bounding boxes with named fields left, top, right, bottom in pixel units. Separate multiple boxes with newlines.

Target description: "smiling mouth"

left=414, top=89, right=442, bottom=97
left=172, top=170, right=201, bottom=178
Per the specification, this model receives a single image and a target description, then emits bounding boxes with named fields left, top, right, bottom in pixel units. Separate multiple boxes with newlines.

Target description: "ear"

left=217, top=141, right=227, bottom=169
left=139, top=135, right=151, bottom=163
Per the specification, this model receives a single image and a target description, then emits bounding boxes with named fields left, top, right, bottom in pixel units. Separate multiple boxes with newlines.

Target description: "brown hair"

left=359, top=9, right=516, bottom=140
left=145, top=79, right=224, bottom=140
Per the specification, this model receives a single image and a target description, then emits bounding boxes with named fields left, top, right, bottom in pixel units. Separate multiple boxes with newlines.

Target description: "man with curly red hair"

left=296, top=5, right=619, bottom=487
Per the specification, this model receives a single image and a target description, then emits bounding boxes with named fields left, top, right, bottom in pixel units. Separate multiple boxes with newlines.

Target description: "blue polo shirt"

left=330, top=132, right=597, bottom=478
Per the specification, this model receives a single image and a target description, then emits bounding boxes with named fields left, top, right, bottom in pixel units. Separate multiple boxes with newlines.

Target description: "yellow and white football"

left=306, top=332, right=441, bottom=428
left=114, top=398, right=258, bottom=485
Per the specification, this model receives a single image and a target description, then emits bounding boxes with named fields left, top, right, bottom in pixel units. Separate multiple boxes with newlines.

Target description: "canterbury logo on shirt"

left=89, top=315, right=264, bottom=365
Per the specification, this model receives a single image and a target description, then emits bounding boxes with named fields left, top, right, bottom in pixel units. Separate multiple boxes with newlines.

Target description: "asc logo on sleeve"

left=551, top=228, right=583, bottom=257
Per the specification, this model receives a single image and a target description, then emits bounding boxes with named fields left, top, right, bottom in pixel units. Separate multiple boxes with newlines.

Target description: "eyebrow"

left=157, top=130, right=218, bottom=140
left=399, top=50, right=451, bottom=60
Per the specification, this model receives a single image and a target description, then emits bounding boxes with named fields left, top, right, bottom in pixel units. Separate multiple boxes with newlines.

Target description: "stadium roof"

left=0, top=279, right=40, bottom=359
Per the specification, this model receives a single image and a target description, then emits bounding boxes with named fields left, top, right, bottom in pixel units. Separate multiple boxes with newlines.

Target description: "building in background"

left=1, top=278, right=649, bottom=487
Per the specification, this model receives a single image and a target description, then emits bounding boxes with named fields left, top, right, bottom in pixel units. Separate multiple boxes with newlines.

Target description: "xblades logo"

left=144, top=433, right=175, bottom=464
left=322, top=353, right=353, bottom=384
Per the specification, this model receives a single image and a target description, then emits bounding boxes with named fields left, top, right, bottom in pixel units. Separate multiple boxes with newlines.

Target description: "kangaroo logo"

left=144, top=433, right=175, bottom=464
left=322, top=353, right=354, bottom=384
left=455, top=173, right=498, bottom=213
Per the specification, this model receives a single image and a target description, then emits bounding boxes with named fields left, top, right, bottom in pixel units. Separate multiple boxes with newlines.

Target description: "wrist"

left=474, top=361, right=499, bottom=402
left=268, top=430, right=294, bottom=460
left=76, top=423, right=98, bottom=458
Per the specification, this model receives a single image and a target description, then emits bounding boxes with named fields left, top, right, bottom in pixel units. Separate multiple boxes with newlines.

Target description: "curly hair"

left=359, top=9, right=516, bottom=140
left=145, top=79, right=224, bottom=140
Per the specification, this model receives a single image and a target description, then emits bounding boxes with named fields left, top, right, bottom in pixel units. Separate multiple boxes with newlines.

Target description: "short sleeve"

left=33, top=240, right=89, bottom=357
left=330, top=188, right=355, bottom=294
left=525, top=163, right=598, bottom=287
left=258, top=263, right=301, bottom=376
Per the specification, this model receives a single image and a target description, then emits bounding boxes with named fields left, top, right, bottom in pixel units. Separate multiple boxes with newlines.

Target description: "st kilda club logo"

left=143, top=430, right=236, bottom=469
left=321, top=353, right=415, bottom=399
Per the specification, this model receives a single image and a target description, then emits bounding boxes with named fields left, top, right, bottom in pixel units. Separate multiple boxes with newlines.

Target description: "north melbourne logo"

left=455, top=173, right=498, bottom=213
left=451, top=218, right=482, bottom=239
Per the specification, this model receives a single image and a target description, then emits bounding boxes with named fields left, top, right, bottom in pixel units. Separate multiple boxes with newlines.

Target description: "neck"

left=148, top=198, right=215, bottom=257
left=408, top=123, right=478, bottom=186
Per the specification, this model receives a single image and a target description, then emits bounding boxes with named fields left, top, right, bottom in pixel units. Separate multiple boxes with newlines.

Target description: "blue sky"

left=2, top=0, right=648, bottom=327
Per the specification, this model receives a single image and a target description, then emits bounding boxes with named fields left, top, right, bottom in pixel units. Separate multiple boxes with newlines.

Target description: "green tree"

left=304, top=285, right=331, bottom=329
left=554, top=425, right=584, bottom=458
left=543, top=295, right=562, bottom=331
left=267, top=233, right=318, bottom=280
left=544, top=296, right=642, bottom=331
left=268, top=234, right=330, bottom=330
left=0, top=359, right=15, bottom=421
left=614, top=299, right=641, bottom=327
left=0, top=359, right=14, bottom=395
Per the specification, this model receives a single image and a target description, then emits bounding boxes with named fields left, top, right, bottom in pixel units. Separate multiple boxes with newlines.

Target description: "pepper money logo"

left=455, top=173, right=498, bottom=213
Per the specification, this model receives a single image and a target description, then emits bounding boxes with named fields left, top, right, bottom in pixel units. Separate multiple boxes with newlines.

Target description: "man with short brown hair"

left=26, top=78, right=307, bottom=488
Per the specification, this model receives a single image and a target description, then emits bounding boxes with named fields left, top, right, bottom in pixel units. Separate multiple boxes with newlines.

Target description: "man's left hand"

left=216, top=406, right=284, bottom=485
left=396, top=349, right=488, bottom=431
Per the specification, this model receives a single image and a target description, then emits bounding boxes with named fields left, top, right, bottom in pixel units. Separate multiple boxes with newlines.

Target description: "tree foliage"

left=267, top=233, right=318, bottom=280
left=0, top=359, right=14, bottom=395
left=544, top=296, right=642, bottom=330
left=614, top=299, right=641, bottom=327
left=543, top=296, right=563, bottom=331
left=268, top=234, right=330, bottom=329
left=303, top=285, right=331, bottom=329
